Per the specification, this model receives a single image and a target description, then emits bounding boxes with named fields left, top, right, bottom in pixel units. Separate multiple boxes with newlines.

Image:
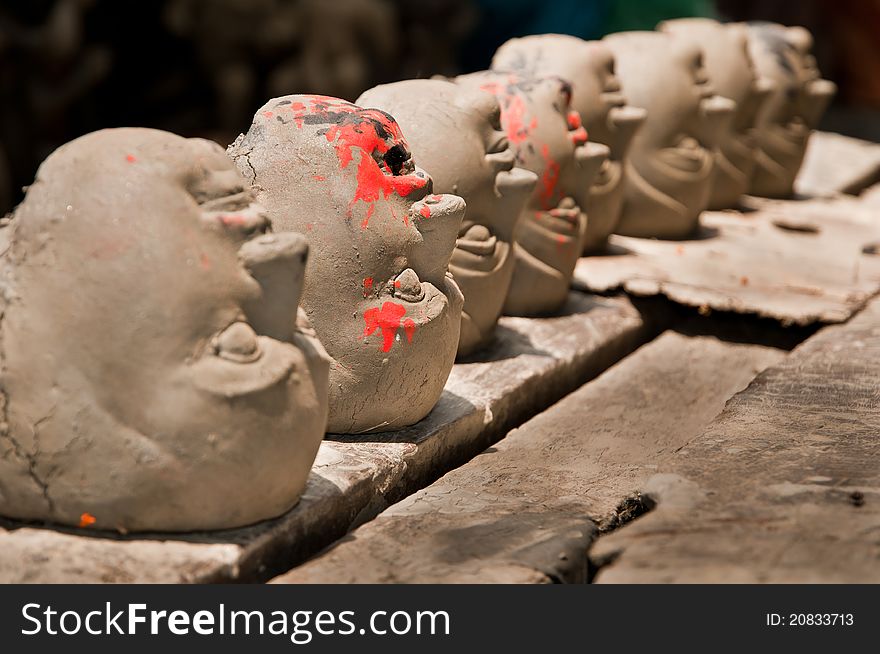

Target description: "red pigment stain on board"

left=363, top=301, right=408, bottom=352
left=79, top=512, right=96, bottom=528
left=363, top=277, right=374, bottom=297
left=125, top=154, right=136, bottom=163
left=538, top=144, right=561, bottom=209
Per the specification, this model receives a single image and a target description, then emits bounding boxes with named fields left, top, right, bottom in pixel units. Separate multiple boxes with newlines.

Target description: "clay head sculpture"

left=456, top=72, right=608, bottom=316
left=0, top=128, right=330, bottom=532
left=491, top=34, right=646, bottom=252
left=229, top=95, right=464, bottom=434
left=603, top=31, right=735, bottom=238
left=357, top=79, right=538, bottom=357
left=746, top=22, right=837, bottom=198
left=659, top=18, right=774, bottom=209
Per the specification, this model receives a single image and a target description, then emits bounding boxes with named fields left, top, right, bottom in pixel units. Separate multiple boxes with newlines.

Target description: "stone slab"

left=592, top=296, right=880, bottom=583
left=0, top=292, right=661, bottom=583
left=273, top=331, right=783, bottom=583
left=573, top=198, right=880, bottom=325
left=796, top=130, right=880, bottom=197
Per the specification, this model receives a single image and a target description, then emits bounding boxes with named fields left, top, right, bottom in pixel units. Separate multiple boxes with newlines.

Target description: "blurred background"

left=1, top=0, right=877, bottom=214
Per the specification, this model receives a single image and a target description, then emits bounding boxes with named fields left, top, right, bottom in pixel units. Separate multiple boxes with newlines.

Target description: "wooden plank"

left=796, top=130, right=880, bottom=197
left=592, top=296, right=880, bottom=583
left=0, top=292, right=661, bottom=583
left=573, top=198, right=880, bottom=325
left=273, top=331, right=783, bottom=583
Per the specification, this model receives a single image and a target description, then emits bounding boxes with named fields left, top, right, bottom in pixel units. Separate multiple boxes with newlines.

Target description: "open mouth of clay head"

left=658, top=135, right=713, bottom=176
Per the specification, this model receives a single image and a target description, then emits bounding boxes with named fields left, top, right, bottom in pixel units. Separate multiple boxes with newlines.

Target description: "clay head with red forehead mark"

left=745, top=22, right=836, bottom=198
left=456, top=72, right=608, bottom=316
left=603, top=31, right=735, bottom=238
left=0, top=128, right=330, bottom=532
left=357, top=79, right=538, bottom=357
left=491, top=34, right=646, bottom=253
left=659, top=19, right=774, bottom=209
left=228, top=95, right=464, bottom=434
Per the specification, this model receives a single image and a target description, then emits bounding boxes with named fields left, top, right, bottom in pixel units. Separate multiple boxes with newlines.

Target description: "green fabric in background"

left=603, top=0, right=716, bottom=33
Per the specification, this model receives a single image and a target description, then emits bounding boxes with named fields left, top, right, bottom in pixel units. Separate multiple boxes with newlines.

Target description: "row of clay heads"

left=0, top=20, right=833, bottom=535
left=493, top=19, right=835, bottom=241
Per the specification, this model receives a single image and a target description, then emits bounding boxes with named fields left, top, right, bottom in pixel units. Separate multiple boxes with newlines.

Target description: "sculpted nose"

left=607, top=105, right=646, bottom=157
left=409, top=193, right=466, bottom=288
left=801, top=78, right=836, bottom=129
left=697, top=95, right=736, bottom=147
left=238, top=231, right=309, bottom=342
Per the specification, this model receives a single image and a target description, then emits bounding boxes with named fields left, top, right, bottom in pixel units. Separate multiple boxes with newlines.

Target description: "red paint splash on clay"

left=403, top=318, right=416, bottom=343
left=125, top=154, right=136, bottom=163
left=567, top=111, right=588, bottom=145
left=363, top=276, right=374, bottom=297
left=279, top=95, right=428, bottom=229
left=200, top=253, right=211, bottom=270
left=480, top=82, right=537, bottom=145
left=538, top=144, right=561, bottom=209
left=419, top=205, right=431, bottom=219
left=363, top=301, right=413, bottom=352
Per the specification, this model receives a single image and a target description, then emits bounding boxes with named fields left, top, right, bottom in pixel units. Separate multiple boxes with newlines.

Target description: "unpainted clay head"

left=456, top=72, right=608, bottom=316
left=229, top=96, right=464, bottom=434
left=0, top=128, right=330, bottom=532
left=746, top=22, right=837, bottom=198
left=659, top=18, right=774, bottom=209
left=357, top=79, right=537, bottom=357
left=491, top=34, right=646, bottom=252
left=604, top=31, right=735, bottom=238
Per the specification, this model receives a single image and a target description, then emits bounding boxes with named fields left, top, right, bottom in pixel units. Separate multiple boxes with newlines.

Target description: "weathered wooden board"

left=0, top=292, right=661, bottom=583
left=796, top=130, right=880, bottom=197
left=573, top=199, right=880, bottom=325
left=592, top=297, right=880, bottom=583
left=273, top=331, right=783, bottom=583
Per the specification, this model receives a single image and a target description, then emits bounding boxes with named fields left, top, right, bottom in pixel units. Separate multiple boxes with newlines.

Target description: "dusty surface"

left=574, top=198, right=880, bottom=325
left=0, top=293, right=658, bottom=583
left=0, top=528, right=240, bottom=583
left=273, top=331, right=782, bottom=583
left=593, top=297, right=880, bottom=583
left=796, top=130, right=880, bottom=197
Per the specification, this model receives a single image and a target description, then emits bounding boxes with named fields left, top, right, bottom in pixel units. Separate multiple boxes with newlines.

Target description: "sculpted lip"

left=659, top=136, right=712, bottom=174
left=456, top=224, right=497, bottom=257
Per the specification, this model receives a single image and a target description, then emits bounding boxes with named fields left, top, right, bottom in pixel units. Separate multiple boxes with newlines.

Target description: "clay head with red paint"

left=357, top=79, right=538, bottom=357
left=456, top=72, right=608, bottom=316
left=603, top=31, right=735, bottom=238
left=229, top=95, right=464, bottom=434
left=659, top=19, right=774, bottom=209
left=0, top=128, right=330, bottom=532
left=491, top=34, right=646, bottom=252
left=745, top=22, right=836, bottom=198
